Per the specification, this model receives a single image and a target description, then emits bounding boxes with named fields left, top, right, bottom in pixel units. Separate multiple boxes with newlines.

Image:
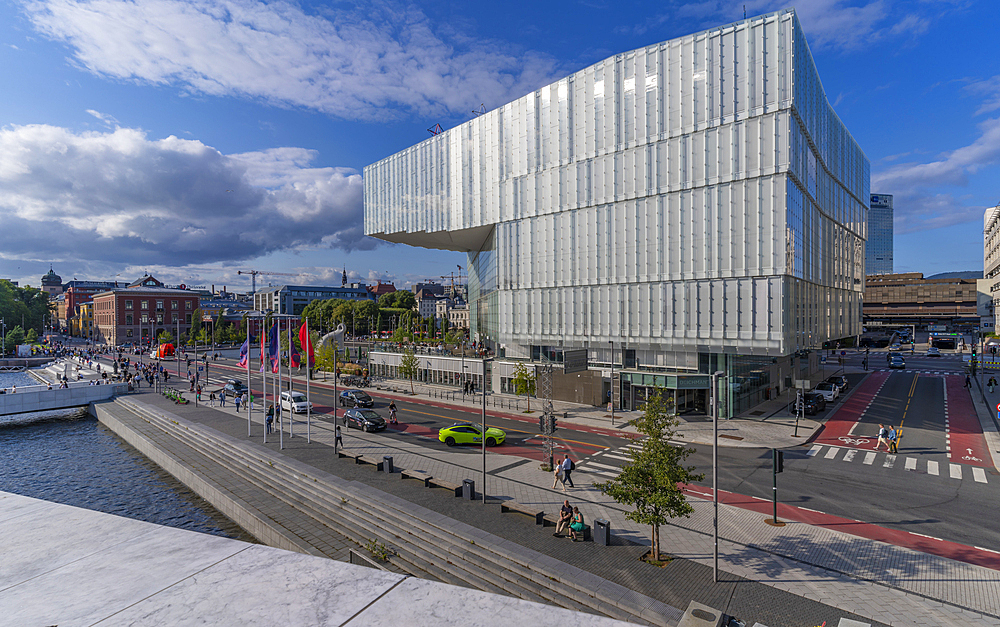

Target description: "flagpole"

left=305, top=317, right=311, bottom=444
left=288, top=317, right=294, bottom=439
left=263, top=319, right=268, bottom=445
left=279, top=318, right=284, bottom=450
left=246, top=320, right=251, bottom=437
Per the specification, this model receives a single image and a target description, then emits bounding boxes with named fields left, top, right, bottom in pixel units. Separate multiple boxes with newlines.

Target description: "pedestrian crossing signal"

left=773, top=449, right=784, bottom=473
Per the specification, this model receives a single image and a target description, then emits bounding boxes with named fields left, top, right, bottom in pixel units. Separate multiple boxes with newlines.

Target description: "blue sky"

left=1, top=0, right=997, bottom=292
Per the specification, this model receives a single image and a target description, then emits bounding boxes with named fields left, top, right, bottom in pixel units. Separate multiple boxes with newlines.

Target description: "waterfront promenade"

left=0, top=490, right=635, bottom=627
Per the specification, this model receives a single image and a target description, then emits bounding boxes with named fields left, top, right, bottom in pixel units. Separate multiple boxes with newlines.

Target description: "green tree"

left=158, top=331, right=174, bottom=345
left=511, top=362, right=536, bottom=412
left=378, top=291, right=416, bottom=310
left=26, top=328, right=38, bottom=343
left=4, top=325, right=25, bottom=354
left=189, top=308, right=203, bottom=344
left=315, top=341, right=337, bottom=380
left=594, top=391, right=703, bottom=562
left=399, top=348, right=419, bottom=394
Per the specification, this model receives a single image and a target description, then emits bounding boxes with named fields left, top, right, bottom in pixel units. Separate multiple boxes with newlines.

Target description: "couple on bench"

left=553, top=500, right=586, bottom=541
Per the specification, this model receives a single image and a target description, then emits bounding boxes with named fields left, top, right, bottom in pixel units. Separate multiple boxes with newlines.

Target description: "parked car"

left=789, top=392, right=827, bottom=416
left=280, top=390, right=312, bottom=414
left=926, top=347, right=942, bottom=357
left=812, top=382, right=840, bottom=402
left=825, top=375, right=849, bottom=393
left=339, top=389, right=374, bottom=407
left=438, top=423, right=506, bottom=447
left=889, top=355, right=906, bottom=369
left=343, top=408, right=386, bottom=432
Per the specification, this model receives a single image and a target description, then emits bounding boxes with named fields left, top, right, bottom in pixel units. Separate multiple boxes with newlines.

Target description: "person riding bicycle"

left=388, top=400, right=398, bottom=424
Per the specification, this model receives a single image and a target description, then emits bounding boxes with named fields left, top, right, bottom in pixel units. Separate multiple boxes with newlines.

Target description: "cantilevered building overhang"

left=364, top=8, right=869, bottom=366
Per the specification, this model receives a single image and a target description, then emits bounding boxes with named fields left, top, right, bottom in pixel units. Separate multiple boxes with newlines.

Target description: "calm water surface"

left=0, top=371, right=256, bottom=543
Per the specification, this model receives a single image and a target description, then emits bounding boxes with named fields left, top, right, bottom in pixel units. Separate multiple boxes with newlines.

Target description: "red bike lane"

left=809, top=371, right=890, bottom=449
left=945, top=375, right=992, bottom=468
left=681, top=484, right=1000, bottom=571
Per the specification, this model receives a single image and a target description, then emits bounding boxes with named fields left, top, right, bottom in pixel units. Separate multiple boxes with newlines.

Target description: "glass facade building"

left=365, top=10, right=868, bottom=411
left=866, top=194, right=893, bottom=275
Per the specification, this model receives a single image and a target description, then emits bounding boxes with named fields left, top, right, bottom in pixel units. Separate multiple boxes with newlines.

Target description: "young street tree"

left=399, top=348, right=419, bottom=394
left=594, top=390, right=703, bottom=561
left=511, top=362, right=536, bottom=412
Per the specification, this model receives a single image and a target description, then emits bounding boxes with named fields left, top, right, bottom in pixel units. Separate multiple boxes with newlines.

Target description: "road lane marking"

left=950, top=463, right=962, bottom=479
left=824, top=447, right=839, bottom=459
left=973, top=467, right=988, bottom=483
left=864, top=452, right=876, bottom=465
left=843, top=449, right=857, bottom=462
left=905, top=457, right=917, bottom=471
left=927, top=460, right=939, bottom=475
left=807, top=445, right=821, bottom=457
left=602, top=453, right=632, bottom=461
left=883, top=455, right=895, bottom=468
left=584, top=461, right=623, bottom=471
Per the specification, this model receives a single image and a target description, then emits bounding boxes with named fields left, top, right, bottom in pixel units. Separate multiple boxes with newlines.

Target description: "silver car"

left=280, top=391, right=313, bottom=414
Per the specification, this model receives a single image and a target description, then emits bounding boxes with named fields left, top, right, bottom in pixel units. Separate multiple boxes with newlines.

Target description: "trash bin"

left=593, top=518, right=611, bottom=546
left=462, top=478, right=475, bottom=500
left=382, top=455, right=394, bottom=473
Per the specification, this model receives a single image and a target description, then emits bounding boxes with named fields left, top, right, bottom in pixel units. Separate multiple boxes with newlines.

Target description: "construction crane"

left=435, top=266, right=465, bottom=299
left=238, top=269, right=297, bottom=294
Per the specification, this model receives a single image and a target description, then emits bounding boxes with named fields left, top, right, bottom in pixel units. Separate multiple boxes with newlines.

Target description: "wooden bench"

left=337, top=448, right=362, bottom=461
left=501, top=501, right=545, bottom=525
left=429, top=477, right=464, bottom=497
left=357, top=454, right=389, bottom=471
left=400, top=468, right=432, bottom=487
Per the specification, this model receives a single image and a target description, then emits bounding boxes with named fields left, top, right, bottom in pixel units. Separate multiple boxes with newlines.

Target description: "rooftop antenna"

left=427, top=123, right=444, bottom=135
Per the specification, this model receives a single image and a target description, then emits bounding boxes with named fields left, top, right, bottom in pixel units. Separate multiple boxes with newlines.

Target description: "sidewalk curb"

left=969, top=376, right=1000, bottom=472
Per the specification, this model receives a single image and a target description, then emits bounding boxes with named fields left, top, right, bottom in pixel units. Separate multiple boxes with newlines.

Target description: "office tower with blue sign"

left=866, top=194, right=894, bottom=276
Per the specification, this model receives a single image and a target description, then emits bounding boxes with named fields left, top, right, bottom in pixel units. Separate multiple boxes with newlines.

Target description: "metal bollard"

left=382, top=455, right=394, bottom=473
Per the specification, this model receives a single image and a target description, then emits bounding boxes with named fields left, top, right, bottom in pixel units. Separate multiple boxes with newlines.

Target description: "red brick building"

left=92, top=286, right=200, bottom=346
left=62, top=280, right=122, bottom=333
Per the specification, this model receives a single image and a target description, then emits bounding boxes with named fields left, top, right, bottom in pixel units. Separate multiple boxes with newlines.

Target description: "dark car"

left=789, top=392, right=827, bottom=416
left=889, top=355, right=906, bottom=369
left=339, top=389, right=374, bottom=407
left=825, top=375, right=849, bottom=393
left=225, top=379, right=248, bottom=394
left=343, top=408, right=386, bottom=432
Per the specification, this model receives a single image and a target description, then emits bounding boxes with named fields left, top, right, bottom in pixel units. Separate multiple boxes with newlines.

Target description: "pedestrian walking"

left=887, top=425, right=898, bottom=454
left=235, top=394, right=242, bottom=413
left=220, top=390, right=226, bottom=407
left=965, top=374, right=972, bottom=388
left=561, top=454, right=575, bottom=488
left=274, top=402, right=281, bottom=429
left=335, top=424, right=343, bottom=448
left=266, top=405, right=274, bottom=434
left=551, top=463, right=564, bottom=490
left=209, top=391, right=216, bottom=407
left=862, top=358, right=868, bottom=371
left=196, top=385, right=202, bottom=402
left=990, top=376, right=998, bottom=393
left=875, top=424, right=889, bottom=451
left=248, top=393, right=255, bottom=410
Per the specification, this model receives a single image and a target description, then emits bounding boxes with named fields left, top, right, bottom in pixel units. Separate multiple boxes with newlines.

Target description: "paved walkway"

left=122, top=374, right=1000, bottom=627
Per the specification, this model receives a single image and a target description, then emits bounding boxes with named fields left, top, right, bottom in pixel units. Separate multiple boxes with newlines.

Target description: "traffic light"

left=773, top=449, right=784, bottom=473
left=538, top=416, right=546, bottom=433
left=972, top=345, right=977, bottom=357
left=549, top=415, right=558, bottom=433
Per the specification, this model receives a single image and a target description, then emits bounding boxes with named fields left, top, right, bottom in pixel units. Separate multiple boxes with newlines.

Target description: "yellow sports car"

left=438, top=423, right=506, bottom=447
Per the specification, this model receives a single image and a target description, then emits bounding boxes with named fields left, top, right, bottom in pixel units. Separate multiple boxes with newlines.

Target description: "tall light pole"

left=711, top=369, right=724, bottom=583
left=1, top=318, right=6, bottom=358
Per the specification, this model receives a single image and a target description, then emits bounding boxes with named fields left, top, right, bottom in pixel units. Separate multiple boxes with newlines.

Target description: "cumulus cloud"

left=21, top=0, right=561, bottom=121
left=0, top=124, right=366, bottom=268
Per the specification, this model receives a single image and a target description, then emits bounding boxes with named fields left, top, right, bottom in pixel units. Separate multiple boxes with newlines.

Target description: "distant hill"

left=926, top=271, right=982, bottom=280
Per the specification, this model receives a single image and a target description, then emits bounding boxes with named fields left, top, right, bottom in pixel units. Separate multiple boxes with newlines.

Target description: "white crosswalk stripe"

left=585, top=460, right=624, bottom=472
left=803, top=446, right=984, bottom=482
left=602, top=453, right=632, bottom=461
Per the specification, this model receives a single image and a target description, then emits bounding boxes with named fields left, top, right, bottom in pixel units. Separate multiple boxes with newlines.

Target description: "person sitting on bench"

left=569, top=507, right=585, bottom=541
left=554, top=500, right=573, bottom=537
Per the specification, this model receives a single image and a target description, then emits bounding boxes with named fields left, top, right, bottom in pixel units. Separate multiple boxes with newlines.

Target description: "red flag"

left=259, top=322, right=267, bottom=373
left=299, top=322, right=314, bottom=367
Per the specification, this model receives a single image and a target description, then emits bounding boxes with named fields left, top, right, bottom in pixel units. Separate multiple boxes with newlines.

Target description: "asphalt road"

left=102, top=347, right=1000, bottom=551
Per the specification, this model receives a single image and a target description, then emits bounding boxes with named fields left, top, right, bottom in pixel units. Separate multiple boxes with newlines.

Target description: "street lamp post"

left=711, top=369, right=724, bottom=583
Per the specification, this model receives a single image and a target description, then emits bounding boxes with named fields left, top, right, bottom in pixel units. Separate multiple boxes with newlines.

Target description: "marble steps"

left=115, top=399, right=550, bottom=606
left=114, top=399, right=668, bottom=625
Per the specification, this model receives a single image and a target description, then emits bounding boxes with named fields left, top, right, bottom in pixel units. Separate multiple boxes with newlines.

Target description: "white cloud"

left=22, top=0, right=561, bottom=121
left=968, top=75, right=1000, bottom=116
left=0, top=124, right=367, bottom=268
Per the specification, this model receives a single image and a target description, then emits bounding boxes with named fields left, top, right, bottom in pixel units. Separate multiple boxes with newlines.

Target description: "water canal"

left=0, top=371, right=255, bottom=543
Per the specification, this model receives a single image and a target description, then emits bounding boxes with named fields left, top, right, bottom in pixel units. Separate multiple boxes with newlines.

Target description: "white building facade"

left=984, top=203, right=1000, bottom=331
left=365, top=10, right=868, bottom=413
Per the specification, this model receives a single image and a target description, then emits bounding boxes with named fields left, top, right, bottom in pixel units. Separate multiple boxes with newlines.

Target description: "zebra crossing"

left=806, top=444, right=989, bottom=483
left=871, top=369, right=962, bottom=374
left=577, top=441, right=647, bottom=478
